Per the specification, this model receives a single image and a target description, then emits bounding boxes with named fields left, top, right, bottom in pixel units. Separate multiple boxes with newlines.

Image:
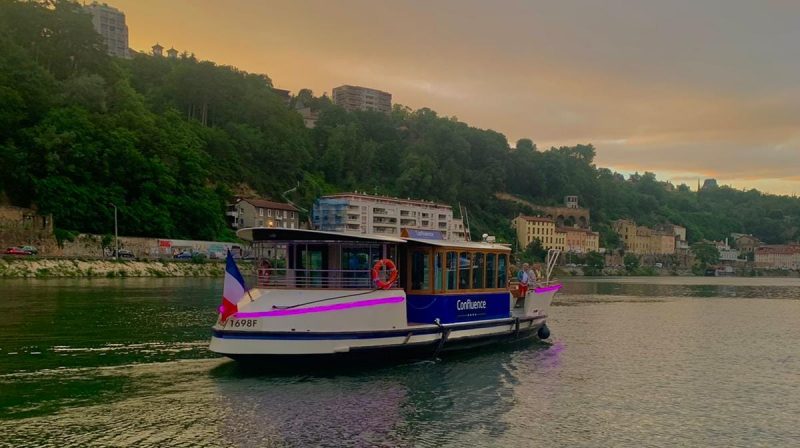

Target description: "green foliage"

left=520, top=240, right=547, bottom=263
left=584, top=251, right=605, bottom=276
left=100, top=234, right=113, bottom=250
left=53, top=228, right=76, bottom=247
left=624, top=254, right=640, bottom=273
left=2, top=0, right=800, bottom=247
left=691, top=242, right=720, bottom=270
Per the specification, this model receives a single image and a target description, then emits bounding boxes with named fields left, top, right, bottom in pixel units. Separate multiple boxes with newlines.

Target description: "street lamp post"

left=110, top=203, right=119, bottom=260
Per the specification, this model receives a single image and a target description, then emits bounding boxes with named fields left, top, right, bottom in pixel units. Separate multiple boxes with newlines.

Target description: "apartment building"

left=613, top=219, right=677, bottom=255
left=511, top=215, right=566, bottom=251
left=560, top=227, right=600, bottom=253
left=312, top=193, right=467, bottom=241
left=84, top=2, right=130, bottom=58
left=332, top=85, right=392, bottom=113
left=226, top=197, right=299, bottom=230
left=755, top=245, right=800, bottom=269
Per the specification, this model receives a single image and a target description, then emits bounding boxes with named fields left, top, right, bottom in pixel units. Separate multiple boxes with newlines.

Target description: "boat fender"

left=371, top=258, right=398, bottom=289
left=537, top=324, right=550, bottom=340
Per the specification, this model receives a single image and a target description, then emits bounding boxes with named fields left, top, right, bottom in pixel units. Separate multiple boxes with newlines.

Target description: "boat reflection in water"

left=209, top=338, right=559, bottom=447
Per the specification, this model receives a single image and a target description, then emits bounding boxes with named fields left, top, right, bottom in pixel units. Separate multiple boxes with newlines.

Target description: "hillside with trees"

left=1, top=0, right=799, bottom=247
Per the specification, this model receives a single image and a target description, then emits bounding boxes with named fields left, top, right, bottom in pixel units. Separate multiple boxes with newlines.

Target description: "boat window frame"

left=406, top=246, right=434, bottom=294
left=253, top=239, right=399, bottom=289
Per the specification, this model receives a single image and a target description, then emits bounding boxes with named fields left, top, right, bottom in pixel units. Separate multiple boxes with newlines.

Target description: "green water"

left=1, top=277, right=800, bottom=447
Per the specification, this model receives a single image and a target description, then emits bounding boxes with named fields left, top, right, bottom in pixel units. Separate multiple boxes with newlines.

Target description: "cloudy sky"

left=115, top=0, right=800, bottom=194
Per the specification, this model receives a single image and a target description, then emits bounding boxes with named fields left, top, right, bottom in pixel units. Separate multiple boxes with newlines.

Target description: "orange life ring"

left=371, top=259, right=398, bottom=289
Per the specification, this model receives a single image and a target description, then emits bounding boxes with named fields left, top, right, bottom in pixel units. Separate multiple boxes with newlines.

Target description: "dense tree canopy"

left=1, top=0, right=799, bottom=245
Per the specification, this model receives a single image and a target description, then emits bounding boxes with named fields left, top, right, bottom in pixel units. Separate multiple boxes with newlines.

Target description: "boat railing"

left=255, top=268, right=381, bottom=289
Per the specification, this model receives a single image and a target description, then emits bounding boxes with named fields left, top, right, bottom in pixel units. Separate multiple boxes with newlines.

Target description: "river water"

left=1, top=277, right=799, bottom=447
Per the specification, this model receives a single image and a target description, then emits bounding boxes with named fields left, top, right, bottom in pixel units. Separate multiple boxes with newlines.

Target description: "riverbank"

left=0, top=257, right=246, bottom=278
left=555, top=266, right=799, bottom=278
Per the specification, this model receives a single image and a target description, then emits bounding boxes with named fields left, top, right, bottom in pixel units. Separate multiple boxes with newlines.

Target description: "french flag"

left=220, top=251, right=247, bottom=322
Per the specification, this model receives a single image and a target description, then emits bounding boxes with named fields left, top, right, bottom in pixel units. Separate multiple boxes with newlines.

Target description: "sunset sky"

left=113, top=0, right=800, bottom=195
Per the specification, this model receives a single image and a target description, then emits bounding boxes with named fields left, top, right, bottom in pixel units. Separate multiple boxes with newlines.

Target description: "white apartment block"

left=84, top=2, right=130, bottom=58
left=312, top=193, right=468, bottom=241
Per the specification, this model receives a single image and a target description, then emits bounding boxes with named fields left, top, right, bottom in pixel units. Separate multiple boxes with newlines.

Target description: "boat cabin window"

left=411, top=249, right=430, bottom=290
left=446, top=251, right=458, bottom=289
left=253, top=240, right=397, bottom=289
left=434, top=252, right=443, bottom=290
left=486, top=253, right=496, bottom=288
left=458, top=251, right=470, bottom=289
left=472, top=253, right=484, bottom=289
left=498, top=254, right=507, bottom=288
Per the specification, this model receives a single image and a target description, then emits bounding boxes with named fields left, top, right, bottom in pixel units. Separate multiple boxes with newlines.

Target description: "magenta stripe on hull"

left=235, top=296, right=405, bottom=318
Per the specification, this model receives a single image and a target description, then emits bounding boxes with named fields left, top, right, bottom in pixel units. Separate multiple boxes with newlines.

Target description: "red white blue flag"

left=220, top=251, right=247, bottom=322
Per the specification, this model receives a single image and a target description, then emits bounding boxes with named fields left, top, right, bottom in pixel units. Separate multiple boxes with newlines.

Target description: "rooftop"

left=321, top=193, right=452, bottom=209
left=756, top=244, right=800, bottom=255
left=237, top=197, right=298, bottom=212
left=517, top=215, right=554, bottom=223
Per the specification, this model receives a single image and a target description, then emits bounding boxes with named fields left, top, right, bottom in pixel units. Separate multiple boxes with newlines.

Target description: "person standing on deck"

left=532, top=263, right=542, bottom=287
left=517, top=263, right=531, bottom=298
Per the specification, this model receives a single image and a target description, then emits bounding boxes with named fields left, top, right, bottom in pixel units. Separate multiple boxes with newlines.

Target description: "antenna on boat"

left=459, top=202, right=472, bottom=241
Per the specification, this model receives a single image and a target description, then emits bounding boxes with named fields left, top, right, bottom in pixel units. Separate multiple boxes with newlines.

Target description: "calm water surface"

left=1, top=276, right=799, bottom=447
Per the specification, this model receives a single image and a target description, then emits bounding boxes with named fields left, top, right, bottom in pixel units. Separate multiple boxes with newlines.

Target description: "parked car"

left=5, top=247, right=32, bottom=256
left=19, top=245, right=38, bottom=255
left=112, top=249, right=135, bottom=259
left=174, top=251, right=193, bottom=259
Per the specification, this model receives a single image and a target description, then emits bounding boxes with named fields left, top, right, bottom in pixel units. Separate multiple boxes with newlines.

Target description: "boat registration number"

left=226, top=318, right=258, bottom=328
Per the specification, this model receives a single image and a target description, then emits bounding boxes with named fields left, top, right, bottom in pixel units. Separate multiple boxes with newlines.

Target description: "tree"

left=521, top=240, right=547, bottom=263
left=691, top=242, right=720, bottom=266
left=584, top=251, right=605, bottom=276
left=624, top=254, right=640, bottom=273
left=515, top=138, right=536, bottom=153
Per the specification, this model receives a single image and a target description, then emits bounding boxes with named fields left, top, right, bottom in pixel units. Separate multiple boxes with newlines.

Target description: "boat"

left=209, top=227, right=562, bottom=363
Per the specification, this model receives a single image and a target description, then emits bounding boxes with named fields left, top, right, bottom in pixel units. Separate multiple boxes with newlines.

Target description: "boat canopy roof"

left=404, top=238, right=512, bottom=252
left=237, top=227, right=512, bottom=251
left=237, top=227, right=406, bottom=244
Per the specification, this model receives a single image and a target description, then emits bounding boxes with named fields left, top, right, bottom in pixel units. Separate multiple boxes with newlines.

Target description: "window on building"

left=259, top=208, right=264, bottom=217
left=268, top=209, right=272, bottom=217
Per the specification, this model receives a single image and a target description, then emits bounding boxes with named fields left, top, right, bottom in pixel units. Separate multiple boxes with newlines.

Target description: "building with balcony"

left=84, top=2, right=130, bottom=58
left=226, top=197, right=299, bottom=230
left=312, top=193, right=467, bottom=241
left=332, top=85, right=392, bottom=113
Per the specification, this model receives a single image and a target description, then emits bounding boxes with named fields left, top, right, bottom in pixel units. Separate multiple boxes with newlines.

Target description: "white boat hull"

left=209, top=288, right=558, bottom=361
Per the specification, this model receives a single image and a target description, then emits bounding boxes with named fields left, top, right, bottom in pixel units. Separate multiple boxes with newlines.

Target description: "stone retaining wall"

left=0, top=258, right=253, bottom=278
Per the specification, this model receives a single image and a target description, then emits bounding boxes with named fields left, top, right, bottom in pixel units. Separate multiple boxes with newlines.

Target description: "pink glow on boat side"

left=534, top=284, right=562, bottom=294
left=235, top=296, right=405, bottom=318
